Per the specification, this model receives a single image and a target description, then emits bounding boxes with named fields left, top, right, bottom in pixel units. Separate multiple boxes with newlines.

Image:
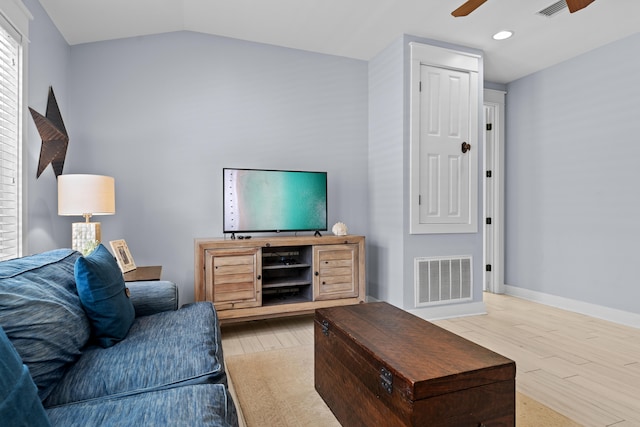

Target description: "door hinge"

left=486, top=170, right=492, bottom=178
left=418, top=194, right=421, bottom=205
left=486, top=217, right=492, bottom=225
left=486, top=264, right=492, bottom=272
left=419, top=81, right=422, bottom=92
left=486, top=123, right=492, bottom=131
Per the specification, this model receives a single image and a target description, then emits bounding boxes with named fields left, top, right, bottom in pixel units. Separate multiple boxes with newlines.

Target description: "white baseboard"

left=504, top=285, right=640, bottom=329
left=367, top=295, right=487, bottom=321
left=408, top=301, right=487, bottom=321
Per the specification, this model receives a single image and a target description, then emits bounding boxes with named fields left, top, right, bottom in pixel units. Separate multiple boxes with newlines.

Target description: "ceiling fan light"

left=492, top=30, right=514, bottom=40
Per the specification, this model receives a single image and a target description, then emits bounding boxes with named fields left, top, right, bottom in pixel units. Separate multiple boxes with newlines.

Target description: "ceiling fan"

left=452, top=0, right=595, bottom=17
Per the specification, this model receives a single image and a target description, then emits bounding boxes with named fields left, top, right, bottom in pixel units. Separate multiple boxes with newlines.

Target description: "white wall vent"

left=537, top=0, right=568, bottom=17
left=415, top=256, right=472, bottom=307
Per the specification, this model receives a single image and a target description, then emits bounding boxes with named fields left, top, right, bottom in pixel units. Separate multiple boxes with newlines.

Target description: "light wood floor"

left=220, top=293, right=640, bottom=427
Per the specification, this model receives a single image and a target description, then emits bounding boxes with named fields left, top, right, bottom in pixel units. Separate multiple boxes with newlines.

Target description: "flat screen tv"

left=223, top=168, right=328, bottom=235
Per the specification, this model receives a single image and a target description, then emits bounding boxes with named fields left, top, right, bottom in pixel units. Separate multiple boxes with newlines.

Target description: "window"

left=0, top=12, right=23, bottom=260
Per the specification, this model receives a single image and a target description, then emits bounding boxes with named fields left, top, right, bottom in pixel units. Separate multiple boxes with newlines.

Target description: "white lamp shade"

left=58, top=174, right=115, bottom=216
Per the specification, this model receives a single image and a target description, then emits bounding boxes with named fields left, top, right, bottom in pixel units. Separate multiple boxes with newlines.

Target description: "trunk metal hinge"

left=322, top=320, right=330, bottom=336
left=380, top=367, right=393, bottom=394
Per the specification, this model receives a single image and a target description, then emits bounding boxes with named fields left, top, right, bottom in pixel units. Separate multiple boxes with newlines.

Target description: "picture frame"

left=109, top=239, right=137, bottom=273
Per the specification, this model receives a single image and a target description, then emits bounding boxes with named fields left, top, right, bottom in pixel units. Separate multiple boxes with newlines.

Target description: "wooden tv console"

left=194, top=235, right=365, bottom=323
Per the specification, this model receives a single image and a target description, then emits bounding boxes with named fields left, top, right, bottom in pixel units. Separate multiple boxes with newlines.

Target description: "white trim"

left=1, top=0, right=32, bottom=40
left=483, top=89, right=506, bottom=294
left=0, top=0, right=30, bottom=258
left=409, top=301, right=487, bottom=321
left=367, top=295, right=486, bottom=321
left=408, top=42, right=480, bottom=72
left=504, top=285, right=640, bottom=329
left=366, top=295, right=487, bottom=320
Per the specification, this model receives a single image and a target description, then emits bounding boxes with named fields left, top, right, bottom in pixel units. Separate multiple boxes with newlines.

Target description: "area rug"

left=226, top=345, right=580, bottom=427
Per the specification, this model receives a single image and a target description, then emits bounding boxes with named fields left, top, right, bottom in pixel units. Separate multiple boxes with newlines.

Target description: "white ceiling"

left=37, top=0, right=640, bottom=84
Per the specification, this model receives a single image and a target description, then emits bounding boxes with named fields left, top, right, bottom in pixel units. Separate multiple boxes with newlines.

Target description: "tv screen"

left=223, top=168, right=328, bottom=234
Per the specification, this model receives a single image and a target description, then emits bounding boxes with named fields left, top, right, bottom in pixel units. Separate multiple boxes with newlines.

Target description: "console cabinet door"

left=205, top=247, right=262, bottom=310
left=313, top=244, right=358, bottom=300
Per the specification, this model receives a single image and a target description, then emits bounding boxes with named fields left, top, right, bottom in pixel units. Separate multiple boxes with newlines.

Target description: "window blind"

left=0, top=17, right=21, bottom=261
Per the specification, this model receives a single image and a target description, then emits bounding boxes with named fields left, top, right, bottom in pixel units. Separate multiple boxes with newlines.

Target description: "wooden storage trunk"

left=314, top=302, right=516, bottom=426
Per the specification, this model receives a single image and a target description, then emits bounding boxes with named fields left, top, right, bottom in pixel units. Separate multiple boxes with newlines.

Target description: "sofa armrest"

left=126, top=280, right=178, bottom=317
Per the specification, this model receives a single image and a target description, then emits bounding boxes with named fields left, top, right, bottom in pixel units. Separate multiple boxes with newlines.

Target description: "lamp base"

left=72, top=222, right=101, bottom=254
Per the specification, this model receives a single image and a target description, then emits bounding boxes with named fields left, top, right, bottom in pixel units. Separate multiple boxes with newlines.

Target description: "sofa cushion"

left=0, top=249, right=90, bottom=401
left=46, top=383, right=238, bottom=427
left=0, top=327, right=52, bottom=427
left=74, top=244, right=135, bottom=348
left=45, top=302, right=226, bottom=407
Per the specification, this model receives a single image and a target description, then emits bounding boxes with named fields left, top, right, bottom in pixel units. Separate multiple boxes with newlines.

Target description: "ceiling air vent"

left=537, top=0, right=568, bottom=17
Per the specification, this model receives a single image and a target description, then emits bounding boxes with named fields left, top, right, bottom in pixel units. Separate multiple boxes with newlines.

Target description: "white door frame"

left=483, top=89, right=505, bottom=294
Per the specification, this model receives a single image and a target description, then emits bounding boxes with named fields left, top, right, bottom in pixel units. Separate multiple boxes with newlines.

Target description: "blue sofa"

left=0, top=246, right=238, bottom=426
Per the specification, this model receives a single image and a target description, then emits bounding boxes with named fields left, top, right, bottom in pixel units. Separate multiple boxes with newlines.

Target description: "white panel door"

left=419, top=65, right=471, bottom=225
left=409, top=42, right=479, bottom=234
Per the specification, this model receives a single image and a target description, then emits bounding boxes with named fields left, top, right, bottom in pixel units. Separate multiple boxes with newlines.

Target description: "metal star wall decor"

left=30, top=87, right=69, bottom=178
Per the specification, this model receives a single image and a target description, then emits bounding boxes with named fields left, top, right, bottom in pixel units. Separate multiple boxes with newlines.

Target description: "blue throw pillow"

left=0, top=327, right=51, bottom=427
left=75, top=244, right=135, bottom=348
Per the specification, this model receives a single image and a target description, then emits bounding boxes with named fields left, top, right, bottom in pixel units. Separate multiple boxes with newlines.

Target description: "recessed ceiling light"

left=492, top=30, right=514, bottom=40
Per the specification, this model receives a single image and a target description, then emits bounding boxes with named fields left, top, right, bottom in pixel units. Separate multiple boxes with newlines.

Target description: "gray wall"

left=25, top=0, right=368, bottom=304
left=505, top=32, right=640, bottom=315
left=368, top=37, right=405, bottom=306
left=25, top=0, right=72, bottom=253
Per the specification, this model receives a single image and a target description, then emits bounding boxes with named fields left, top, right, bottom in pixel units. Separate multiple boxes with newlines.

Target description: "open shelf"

left=262, top=283, right=312, bottom=305
left=261, top=245, right=312, bottom=292
left=262, top=280, right=311, bottom=289
left=261, top=295, right=311, bottom=306
left=262, top=263, right=311, bottom=270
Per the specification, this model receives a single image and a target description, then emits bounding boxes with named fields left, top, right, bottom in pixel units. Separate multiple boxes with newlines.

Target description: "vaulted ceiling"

left=38, top=0, right=640, bottom=84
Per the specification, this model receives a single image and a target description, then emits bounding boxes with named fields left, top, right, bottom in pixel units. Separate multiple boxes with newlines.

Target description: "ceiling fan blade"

left=452, top=0, right=488, bottom=17
left=566, top=0, right=595, bottom=13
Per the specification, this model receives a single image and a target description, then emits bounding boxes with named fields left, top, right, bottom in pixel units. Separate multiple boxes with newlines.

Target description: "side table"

left=124, top=266, right=162, bottom=282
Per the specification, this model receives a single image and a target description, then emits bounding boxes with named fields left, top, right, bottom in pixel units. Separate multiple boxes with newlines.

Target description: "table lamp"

left=58, top=174, right=115, bottom=254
